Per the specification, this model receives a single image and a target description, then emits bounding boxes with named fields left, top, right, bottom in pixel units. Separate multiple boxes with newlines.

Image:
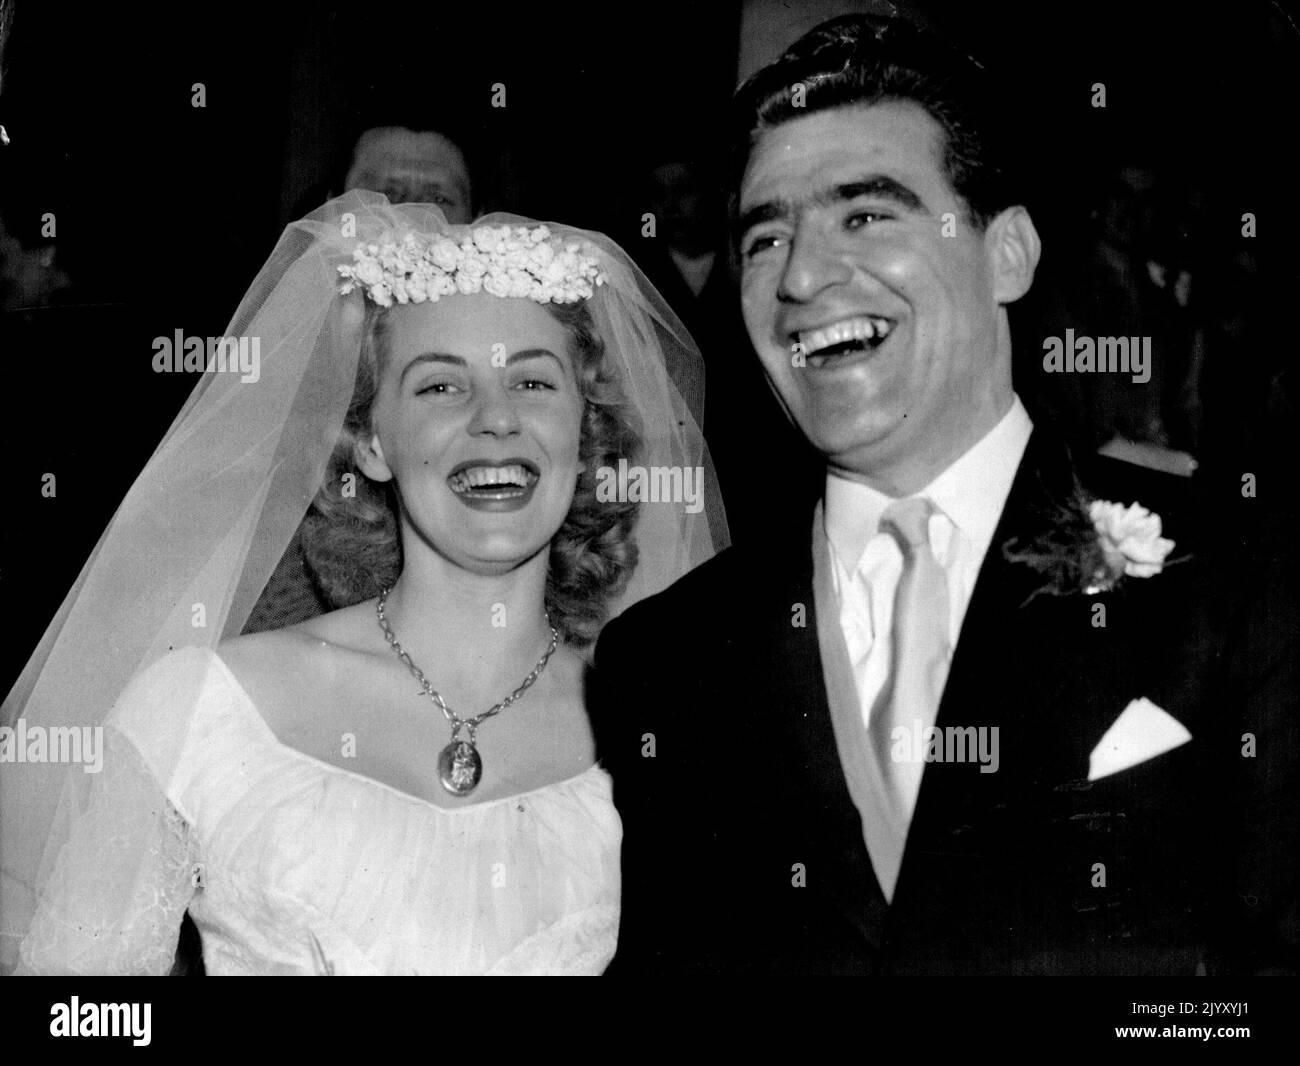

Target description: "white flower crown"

left=337, top=224, right=605, bottom=307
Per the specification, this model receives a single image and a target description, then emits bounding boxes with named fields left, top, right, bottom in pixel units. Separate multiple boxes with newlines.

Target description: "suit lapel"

left=745, top=505, right=887, bottom=957
left=810, top=498, right=904, bottom=895
left=930, top=428, right=1077, bottom=735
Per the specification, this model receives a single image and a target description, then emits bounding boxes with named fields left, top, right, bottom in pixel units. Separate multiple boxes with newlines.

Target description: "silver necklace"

left=375, top=587, right=559, bottom=797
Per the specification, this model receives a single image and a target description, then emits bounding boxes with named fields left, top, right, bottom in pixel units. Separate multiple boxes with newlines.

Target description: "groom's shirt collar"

left=824, top=395, right=1034, bottom=571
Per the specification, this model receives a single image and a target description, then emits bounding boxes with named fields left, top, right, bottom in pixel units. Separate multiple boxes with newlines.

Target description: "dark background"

left=2, top=0, right=1297, bottom=690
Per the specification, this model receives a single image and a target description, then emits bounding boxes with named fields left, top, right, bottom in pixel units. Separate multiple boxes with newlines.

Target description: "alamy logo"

left=890, top=722, right=1000, bottom=773
left=152, top=329, right=261, bottom=383
left=50, top=998, right=151, bottom=1046
left=595, top=458, right=705, bottom=514
left=1042, top=330, right=1151, bottom=383
left=0, top=718, right=103, bottom=773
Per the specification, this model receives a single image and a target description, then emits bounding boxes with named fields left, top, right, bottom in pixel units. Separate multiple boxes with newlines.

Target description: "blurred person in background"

left=343, top=125, right=474, bottom=220
left=632, top=151, right=820, bottom=545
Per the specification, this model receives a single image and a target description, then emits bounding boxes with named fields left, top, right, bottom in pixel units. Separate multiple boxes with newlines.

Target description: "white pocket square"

left=1087, top=697, right=1192, bottom=781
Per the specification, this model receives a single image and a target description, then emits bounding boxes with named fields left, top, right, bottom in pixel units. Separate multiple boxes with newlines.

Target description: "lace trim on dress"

left=18, top=727, right=201, bottom=976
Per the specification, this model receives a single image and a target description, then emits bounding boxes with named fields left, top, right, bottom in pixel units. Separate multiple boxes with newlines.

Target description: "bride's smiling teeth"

left=793, top=315, right=895, bottom=360
left=448, top=462, right=539, bottom=494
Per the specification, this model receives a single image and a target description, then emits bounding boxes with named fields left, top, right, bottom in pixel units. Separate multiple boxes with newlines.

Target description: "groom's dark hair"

left=729, top=13, right=1017, bottom=232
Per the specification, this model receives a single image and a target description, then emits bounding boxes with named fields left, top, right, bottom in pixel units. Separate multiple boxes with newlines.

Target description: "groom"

left=591, top=14, right=1298, bottom=974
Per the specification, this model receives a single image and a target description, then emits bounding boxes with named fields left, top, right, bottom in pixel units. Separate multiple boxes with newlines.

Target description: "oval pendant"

left=437, top=740, right=482, bottom=796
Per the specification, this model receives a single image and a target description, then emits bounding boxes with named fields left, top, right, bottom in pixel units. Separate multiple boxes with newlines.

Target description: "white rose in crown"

left=430, top=238, right=460, bottom=272
left=472, top=226, right=505, bottom=253
left=482, top=270, right=512, bottom=298
left=507, top=269, right=533, bottom=298
left=458, top=253, right=488, bottom=279
left=354, top=259, right=384, bottom=287
left=1089, top=500, right=1176, bottom=579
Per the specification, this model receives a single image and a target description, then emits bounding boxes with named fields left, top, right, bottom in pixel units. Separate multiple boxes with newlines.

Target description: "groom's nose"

left=778, top=223, right=854, bottom=303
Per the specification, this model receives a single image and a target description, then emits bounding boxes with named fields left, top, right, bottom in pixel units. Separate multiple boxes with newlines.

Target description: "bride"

left=0, top=191, right=723, bottom=975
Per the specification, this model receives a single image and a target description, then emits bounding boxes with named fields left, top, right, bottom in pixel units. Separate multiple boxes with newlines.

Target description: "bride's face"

left=357, top=293, right=585, bottom=574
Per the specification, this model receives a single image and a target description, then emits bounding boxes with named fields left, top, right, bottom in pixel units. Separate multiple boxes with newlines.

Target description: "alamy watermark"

left=1042, top=330, right=1151, bottom=383
left=50, top=997, right=150, bottom=1046
left=595, top=458, right=705, bottom=514
left=0, top=718, right=103, bottom=773
left=890, top=721, right=999, bottom=773
left=152, top=329, right=261, bottom=383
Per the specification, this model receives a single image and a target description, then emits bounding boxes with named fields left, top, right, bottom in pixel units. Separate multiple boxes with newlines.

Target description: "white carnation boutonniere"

left=1003, top=484, right=1181, bottom=604
left=1087, top=500, right=1176, bottom=582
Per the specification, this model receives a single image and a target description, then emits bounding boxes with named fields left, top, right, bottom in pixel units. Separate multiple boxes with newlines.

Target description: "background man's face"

left=345, top=127, right=473, bottom=222
left=648, top=162, right=721, bottom=257
left=738, top=101, right=1013, bottom=489
left=0, top=220, right=70, bottom=312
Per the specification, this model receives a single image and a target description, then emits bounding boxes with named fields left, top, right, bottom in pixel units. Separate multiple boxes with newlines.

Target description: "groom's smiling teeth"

left=448, top=461, right=540, bottom=495
left=793, top=315, right=895, bottom=362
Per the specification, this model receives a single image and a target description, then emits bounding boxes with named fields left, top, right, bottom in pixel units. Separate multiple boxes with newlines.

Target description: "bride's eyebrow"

left=505, top=348, right=563, bottom=369
left=398, top=348, right=564, bottom=383
left=399, top=352, right=464, bottom=383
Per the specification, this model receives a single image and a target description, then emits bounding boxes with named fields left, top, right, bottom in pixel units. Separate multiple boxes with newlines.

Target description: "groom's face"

left=738, top=101, right=1021, bottom=490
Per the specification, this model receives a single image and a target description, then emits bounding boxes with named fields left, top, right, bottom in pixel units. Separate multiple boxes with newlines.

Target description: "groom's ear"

left=353, top=429, right=394, bottom=483
left=985, top=204, right=1041, bottom=305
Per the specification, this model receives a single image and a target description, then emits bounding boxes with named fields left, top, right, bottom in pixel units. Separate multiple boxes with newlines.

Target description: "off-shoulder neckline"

left=189, top=648, right=608, bottom=817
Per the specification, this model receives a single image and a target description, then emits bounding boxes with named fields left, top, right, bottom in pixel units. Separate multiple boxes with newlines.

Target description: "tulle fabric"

left=0, top=191, right=723, bottom=974
left=14, top=728, right=200, bottom=976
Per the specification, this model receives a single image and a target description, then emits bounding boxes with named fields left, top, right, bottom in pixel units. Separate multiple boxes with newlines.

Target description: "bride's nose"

left=466, top=386, right=522, bottom=437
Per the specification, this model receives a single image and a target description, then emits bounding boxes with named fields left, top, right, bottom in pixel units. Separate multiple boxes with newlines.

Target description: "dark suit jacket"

left=590, top=430, right=1299, bottom=974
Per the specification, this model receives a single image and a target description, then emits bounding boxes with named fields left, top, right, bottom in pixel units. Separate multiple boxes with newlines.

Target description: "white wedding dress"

left=17, top=648, right=621, bottom=975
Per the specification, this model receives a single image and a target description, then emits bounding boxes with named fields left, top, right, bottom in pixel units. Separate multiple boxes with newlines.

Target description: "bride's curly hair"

left=301, top=299, right=642, bottom=645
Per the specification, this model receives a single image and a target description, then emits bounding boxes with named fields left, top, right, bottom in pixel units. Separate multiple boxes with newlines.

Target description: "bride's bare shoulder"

left=217, top=602, right=381, bottom=697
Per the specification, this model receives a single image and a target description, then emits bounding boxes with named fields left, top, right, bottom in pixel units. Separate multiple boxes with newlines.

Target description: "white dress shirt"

left=824, top=397, right=1033, bottom=734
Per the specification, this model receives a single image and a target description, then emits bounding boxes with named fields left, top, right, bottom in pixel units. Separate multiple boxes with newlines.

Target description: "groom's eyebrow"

left=736, top=199, right=790, bottom=238
left=737, top=174, right=928, bottom=240
left=826, top=176, right=926, bottom=214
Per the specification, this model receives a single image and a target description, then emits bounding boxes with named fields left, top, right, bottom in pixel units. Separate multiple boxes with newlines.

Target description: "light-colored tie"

left=869, top=497, right=952, bottom=831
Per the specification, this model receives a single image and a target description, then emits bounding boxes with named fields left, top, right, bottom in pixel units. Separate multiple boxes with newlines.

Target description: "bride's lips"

left=446, top=457, right=541, bottom=512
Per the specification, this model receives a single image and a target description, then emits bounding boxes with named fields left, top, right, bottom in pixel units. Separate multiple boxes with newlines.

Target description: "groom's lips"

left=786, top=313, right=899, bottom=369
